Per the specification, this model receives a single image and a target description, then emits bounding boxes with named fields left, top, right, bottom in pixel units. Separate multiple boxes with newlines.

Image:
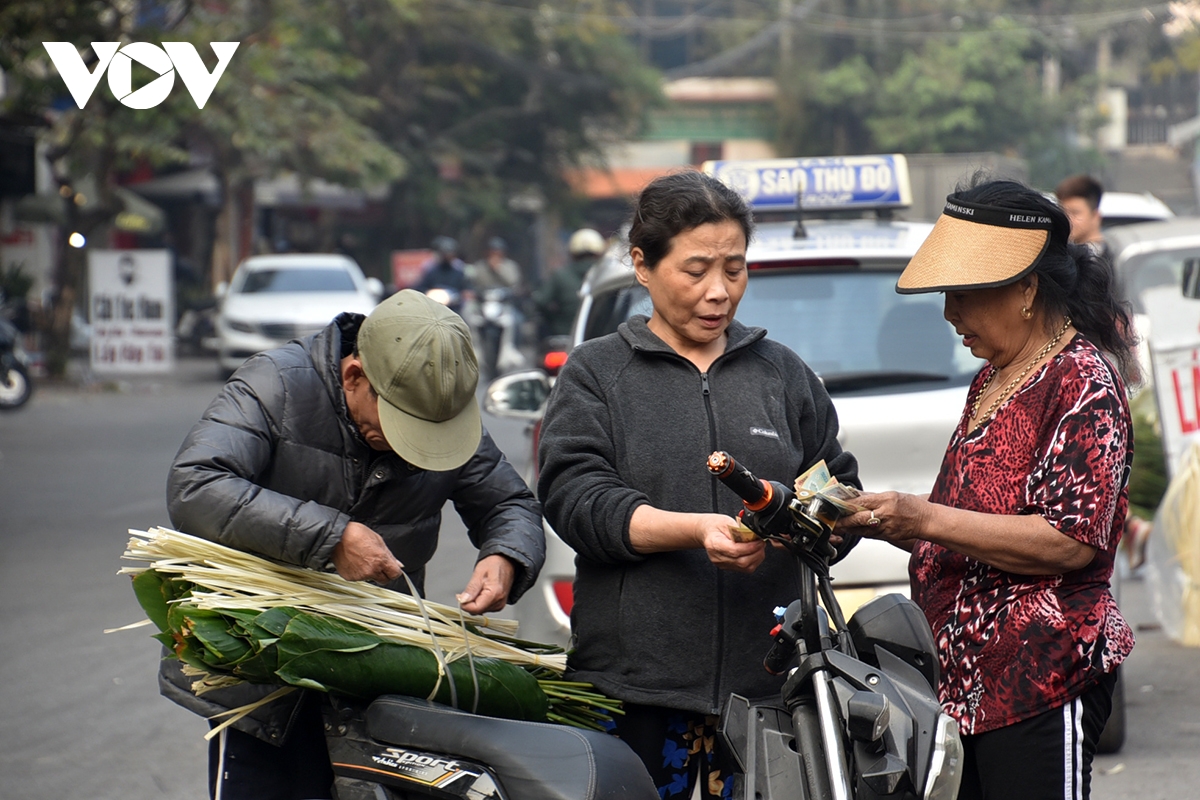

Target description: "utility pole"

left=780, top=0, right=793, bottom=70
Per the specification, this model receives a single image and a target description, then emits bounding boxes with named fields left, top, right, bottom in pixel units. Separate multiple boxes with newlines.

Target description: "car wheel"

left=1096, top=666, right=1125, bottom=754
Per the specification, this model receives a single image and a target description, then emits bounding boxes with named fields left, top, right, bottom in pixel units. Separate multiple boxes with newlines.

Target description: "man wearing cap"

left=163, top=289, right=544, bottom=800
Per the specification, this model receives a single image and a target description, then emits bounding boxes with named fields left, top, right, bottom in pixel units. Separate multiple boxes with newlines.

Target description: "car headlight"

left=923, top=713, right=964, bottom=800
left=224, top=318, right=256, bottom=334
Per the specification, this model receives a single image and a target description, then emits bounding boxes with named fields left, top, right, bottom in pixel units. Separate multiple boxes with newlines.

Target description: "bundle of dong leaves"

left=122, top=528, right=619, bottom=731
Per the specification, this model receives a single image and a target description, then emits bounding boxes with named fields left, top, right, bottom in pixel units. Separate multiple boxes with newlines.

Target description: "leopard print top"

left=911, top=335, right=1135, bottom=735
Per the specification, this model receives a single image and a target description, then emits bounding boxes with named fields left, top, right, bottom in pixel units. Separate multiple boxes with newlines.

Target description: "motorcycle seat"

left=366, top=695, right=658, bottom=800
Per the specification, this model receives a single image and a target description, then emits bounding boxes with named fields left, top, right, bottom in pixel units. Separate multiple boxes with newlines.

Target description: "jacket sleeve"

left=166, top=355, right=349, bottom=569
left=536, top=349, right=650, bottom=565
left=449, top=429, right=546, bottom=603
left=786, top=354, right=861, bottom=563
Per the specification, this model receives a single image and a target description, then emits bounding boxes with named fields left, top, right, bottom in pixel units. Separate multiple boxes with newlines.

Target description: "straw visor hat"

left=897, top=195, right=1054, bottom=294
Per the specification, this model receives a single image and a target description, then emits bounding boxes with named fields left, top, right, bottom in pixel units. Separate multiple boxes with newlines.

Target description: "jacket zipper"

left=701, top=371, right=725, bottom=713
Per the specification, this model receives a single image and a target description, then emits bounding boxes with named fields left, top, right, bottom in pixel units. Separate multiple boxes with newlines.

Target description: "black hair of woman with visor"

left=535, top=170, right=859, bottom=799
left=840, top=178, right=1136, bottom=800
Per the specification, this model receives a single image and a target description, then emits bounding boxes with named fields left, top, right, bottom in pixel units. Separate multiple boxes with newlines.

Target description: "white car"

left=1100, top=191, right=1175, bottom=229
left=214, top=254, right=384, bottom=374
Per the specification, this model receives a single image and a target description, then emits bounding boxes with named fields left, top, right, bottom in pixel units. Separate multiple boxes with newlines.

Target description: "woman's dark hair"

left=953, top=176, right=1139, bottom=383
left=628, top=170, right=754, bottom=269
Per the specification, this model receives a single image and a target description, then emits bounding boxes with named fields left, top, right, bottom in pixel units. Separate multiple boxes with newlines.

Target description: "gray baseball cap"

left=357, top=290, right=481, bottom=470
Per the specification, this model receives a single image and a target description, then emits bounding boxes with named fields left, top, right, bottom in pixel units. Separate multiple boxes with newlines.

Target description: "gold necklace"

left=971, top=317, right=1072, bottom=425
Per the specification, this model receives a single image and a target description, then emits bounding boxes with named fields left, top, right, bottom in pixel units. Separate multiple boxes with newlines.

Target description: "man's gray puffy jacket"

left=161, top=313, right=544, bottom=744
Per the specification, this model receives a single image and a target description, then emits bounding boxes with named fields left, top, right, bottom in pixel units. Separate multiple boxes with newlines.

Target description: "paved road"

left=1091, top=569, right=1200, bottom=799
left=2, top=357, right=1198, bottom=799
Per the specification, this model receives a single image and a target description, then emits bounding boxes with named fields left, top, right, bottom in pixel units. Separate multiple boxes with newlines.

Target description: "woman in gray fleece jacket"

left=537, top=171, right=859, bottom=799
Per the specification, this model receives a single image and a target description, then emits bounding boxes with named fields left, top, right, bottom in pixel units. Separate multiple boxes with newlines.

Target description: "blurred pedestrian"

left=1056, top=173, right=1158, bottom=565
left=467, top=236, right=523, bottom=293
left=1055, top=174, right=1112, bottom=263
left=842, top=178, right=1136, bottom=800
left=533, top=228, right=605, bottom=338
left=467, top=236, right=529, bottom=379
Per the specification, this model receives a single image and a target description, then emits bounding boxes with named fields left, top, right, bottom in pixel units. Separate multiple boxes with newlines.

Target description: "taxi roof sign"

left=702, top=154, right=912, bottom=212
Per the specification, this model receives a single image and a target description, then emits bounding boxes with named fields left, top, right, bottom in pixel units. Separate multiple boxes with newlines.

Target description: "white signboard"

left=1145, top=285, right=1200, bottom=477
left=88, top=249, right=173, bottom=373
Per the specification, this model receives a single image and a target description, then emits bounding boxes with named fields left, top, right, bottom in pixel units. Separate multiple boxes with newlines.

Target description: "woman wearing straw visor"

left=840, top=179, right=1135, bottom=800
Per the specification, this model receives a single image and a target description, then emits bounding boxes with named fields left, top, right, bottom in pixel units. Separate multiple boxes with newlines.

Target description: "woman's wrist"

left=630, top=506, right=711, bottom=553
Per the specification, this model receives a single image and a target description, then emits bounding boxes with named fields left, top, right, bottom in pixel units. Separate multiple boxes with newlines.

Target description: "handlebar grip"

left=707, top=451, right=772, bottom=511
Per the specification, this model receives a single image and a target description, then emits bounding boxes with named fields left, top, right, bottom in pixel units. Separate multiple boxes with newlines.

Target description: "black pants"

left=208, top=693, right=334, bottom=800
left=957, top=671, right=1116, bottom=800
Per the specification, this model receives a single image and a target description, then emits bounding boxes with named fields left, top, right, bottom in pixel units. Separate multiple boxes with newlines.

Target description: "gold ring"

left=868, top=511, right=880, bottom=526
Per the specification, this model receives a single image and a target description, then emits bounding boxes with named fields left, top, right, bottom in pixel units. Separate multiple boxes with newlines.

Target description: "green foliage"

left=343, top=0, right=663, bottom=241
left=127, top=570, right=623, bottom=726
left=0, top=265, right=35, bottom=302
left=870, top=25, right=1031, bottom=153
left=772, top=1, right=1153, bottom=174
left=1129, top=388, right=1169, bottom=521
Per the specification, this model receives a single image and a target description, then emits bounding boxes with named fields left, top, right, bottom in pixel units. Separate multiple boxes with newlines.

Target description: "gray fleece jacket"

left=537, top=316, right=858, bottom=714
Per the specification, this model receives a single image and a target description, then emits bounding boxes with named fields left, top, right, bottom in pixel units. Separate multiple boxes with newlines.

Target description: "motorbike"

left=175, top=299, right=218, bottom=356
left=424, top=286, right=465, bottom=316
left=474, top=287, right=527, bottom=381
left=706, top=450, right=964, bottom=800
left=321, top=693, right=659, bottom=799
left=313, top=448, right=962, bottom=800
left=0, top=314, right=33, bottom=410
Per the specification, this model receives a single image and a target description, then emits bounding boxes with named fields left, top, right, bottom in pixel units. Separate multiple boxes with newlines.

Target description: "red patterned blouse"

left=911, top=335, right=1135, bottom=735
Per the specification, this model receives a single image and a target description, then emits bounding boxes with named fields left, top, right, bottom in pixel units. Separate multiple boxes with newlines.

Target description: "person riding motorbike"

left=414, top=236, right=471, bottom=315
left=467, top=237, right=528, bottom=379
left=533, top=227, right=606, bottom=340
left=163, top=289, right=545, bottom=800
left=468, top=237, right=523, bottom=294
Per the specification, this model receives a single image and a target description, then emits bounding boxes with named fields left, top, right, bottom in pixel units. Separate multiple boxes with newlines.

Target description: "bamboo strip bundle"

left=120, top=526, right=566, bottom=672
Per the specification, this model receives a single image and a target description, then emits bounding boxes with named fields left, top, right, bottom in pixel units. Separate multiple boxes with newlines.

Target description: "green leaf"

left=174, top=637, right=214, bottom=673
left=151, top=632, right=176, bottom=650
left=130, top=570, right=172, bottom=632
left=231, top=645, right=281, bottom=684
left=186, top=613, right=253, bottom=666
left=249, top=607, right=302, bottom=639
left=275, top=642, right=439, bottom=701
left=277, top=612, right=383, bottom=658
left=273, top=641, right=548, bottom=721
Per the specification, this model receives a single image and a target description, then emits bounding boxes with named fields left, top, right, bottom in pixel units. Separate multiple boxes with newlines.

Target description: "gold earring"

left=1021, top=305, right=1033, bottom=320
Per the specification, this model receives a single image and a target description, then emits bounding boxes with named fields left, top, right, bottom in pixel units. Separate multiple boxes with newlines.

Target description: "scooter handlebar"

left=707, top=451, right=773, bottom=511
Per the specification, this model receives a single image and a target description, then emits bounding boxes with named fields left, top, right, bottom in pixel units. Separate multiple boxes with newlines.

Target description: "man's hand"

left=456, top=554, right=516, bottom=614
left=332, top=521, right=404, bottom=584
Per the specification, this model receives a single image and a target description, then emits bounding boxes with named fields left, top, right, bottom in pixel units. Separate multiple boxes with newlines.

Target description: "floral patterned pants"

left=606, top=702, right=733, bottom=799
